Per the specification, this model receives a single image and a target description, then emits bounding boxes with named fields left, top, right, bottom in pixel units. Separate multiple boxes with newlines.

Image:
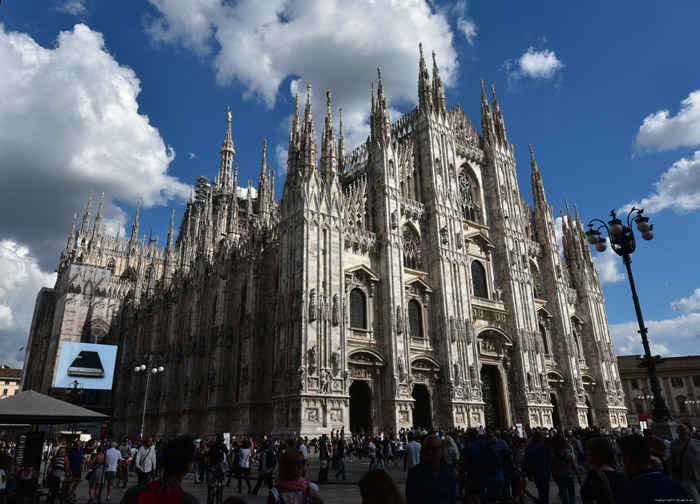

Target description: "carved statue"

left=391, top=211, right=398, bottom=229
left=469, top=364, right=478, bottom=381
left=453, top=361, right=461, bottom=385
left=398, top=355, right=407, bottom=381
left=308, top=346, right=317, bottom=375
left=332, top=294, right=340, bottom=326
left=331, top=348, right=341, bottom=377
left=320, top=369, right=330, bottom=393
left=396, top=305, right=404, bottom=334
left=309, top=289, right=317, bottom=322
left=297, top=367, right=306, bottom=391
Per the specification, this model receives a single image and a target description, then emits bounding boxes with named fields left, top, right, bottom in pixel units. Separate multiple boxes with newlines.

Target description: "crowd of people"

left=0, top=422, right=699, bottom=504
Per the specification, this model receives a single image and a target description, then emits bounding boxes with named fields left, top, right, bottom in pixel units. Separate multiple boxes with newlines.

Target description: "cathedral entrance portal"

left=349, top=381, right=372, bottom=434
left=411, top=384, right=431, bottom=429
left=550, top=393, right=562, bottom=428
left=586, top=397, right=595, bottom=427
left=481, top=365, right=503, bottom=427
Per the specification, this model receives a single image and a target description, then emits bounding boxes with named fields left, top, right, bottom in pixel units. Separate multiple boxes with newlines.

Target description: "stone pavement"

left=57, top=457, right=584, bottom=504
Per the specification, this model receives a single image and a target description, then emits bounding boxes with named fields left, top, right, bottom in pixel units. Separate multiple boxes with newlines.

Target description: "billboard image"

left=54, top=341, right=118, bottom=390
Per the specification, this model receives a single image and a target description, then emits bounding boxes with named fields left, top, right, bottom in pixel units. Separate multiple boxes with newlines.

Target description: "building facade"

left=619, top=355, right=700, bottom=428
left=0, top=365, right=21, bottom=399
left=24, top=48, right=627, bottom=437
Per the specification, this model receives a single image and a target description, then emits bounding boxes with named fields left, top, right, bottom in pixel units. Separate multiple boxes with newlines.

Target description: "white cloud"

left=145, top=0, right=460, bottom=151
left=635, top=90, right=700, bottom=153
left=592, top=247, right=625, bottom=284
left=0, top=241, right=56, bottom=368
left=275, top=143, right=288, bottom=176
left=672, top=288, right=700, bottom=314
left=506, top=47, right=564, bottom=82
left=609, top=312, right=700, bottom=357
left=0, top=24, right=188, bottom=270
left=57, top=0, right=90, bottom=16
left=623, top=150, right=700, bottom=213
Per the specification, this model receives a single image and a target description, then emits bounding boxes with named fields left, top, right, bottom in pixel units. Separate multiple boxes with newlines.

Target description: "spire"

left=258, top=140, right=270, bottom=215
left=373, top=66, right=391, bottom=144
left=78, top=189, right=93, bottom=240
left=166, top=209, right=175, bottom=249
left=246, top=180, right=253, bottom=221
left=530, top=143, right=547, bottom=209
left=338, top=107, right=346, bottom=172
left=418, top=42, right=432, bottom=114
left=67, top=213, right=77, bottom=249
left=129, top=201, right=141, bottom=252
left=480, top=79, right=496, bottom=143
left=91, top=192, right=104, bottom=243
left=321, top=90, right=337, bottom=178
left=219, top=108, right=235, bottom=193
left=301, top=83, right=317, bottom=172
left=431, top=50, right=447, bottom=115
left=491, top=84, right=508, bottom=145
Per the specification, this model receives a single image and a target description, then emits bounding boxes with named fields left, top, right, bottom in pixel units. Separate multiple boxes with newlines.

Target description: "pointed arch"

left=458, top=165, right=481, bottom=223
left=402, top=225, right=422, bottom=270
left=471, top=260, right=488, bottom=299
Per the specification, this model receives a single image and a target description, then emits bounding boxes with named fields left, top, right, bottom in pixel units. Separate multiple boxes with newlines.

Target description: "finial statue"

left=307, top=82, right=312, bottom=101
left=227, top=107, right=232, bottom=123
left=419, top=42, right=423, bottom=55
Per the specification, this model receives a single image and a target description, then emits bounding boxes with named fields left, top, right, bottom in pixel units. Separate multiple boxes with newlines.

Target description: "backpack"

left=137, top=481, right=184, bottom=504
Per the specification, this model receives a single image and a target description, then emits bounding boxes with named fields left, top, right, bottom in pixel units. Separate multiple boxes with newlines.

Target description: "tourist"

left=358, top=469, right=406, bottom=504
left=580, top=436, right=626, bottom=504
left=317, top=435, right=330, bottom=482
left=405, top=434, right=457, bottom=504
left=511, top=437, right=537, bottom=504
left=618, top=434, right=686, bottom=504
left=67, top=441, right=84, bottom=502
left=549, top=435, right=581, bottom=504
left=251, top=440, right=275, bottom=496
left=104, top=440, right=122, bottom=501
left=670, top=424, right=700, bottom=503
left=135, top=438, right=157, bottom=484
left=121, top=435, right=198, bottom=504
left=404, top=432, right=421, bottom=472
left=334, top=439, right=347, bottom=480
left=267, top=447, right=323, bottom=504
left=524, top=431, right=550, bottom=504
left=87, top=446, right=106, bottom=504
left=234, top=439, right=251, bottom=494
left=46, top=445, right=68, bottom=504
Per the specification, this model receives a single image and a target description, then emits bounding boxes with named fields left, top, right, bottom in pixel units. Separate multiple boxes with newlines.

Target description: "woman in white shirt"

left=236, top=439, right=252, bottom=493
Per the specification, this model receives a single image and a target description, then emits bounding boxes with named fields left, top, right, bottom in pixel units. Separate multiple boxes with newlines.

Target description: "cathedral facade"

left=25, top=48, right=627, bottom=438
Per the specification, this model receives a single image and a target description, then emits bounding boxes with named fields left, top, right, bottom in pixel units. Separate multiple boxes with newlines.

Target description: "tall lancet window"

left=350, top=289, right=367, bottom=329
left=402, top=227, right=422, bottom=270
left=459, top=170, right=478, bottom=222
left=408, top=300, right=423, bottom=338
left=471, top=260, right=488, bottom=299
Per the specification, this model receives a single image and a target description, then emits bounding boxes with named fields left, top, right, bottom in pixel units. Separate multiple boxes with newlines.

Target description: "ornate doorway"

left=411, top=384, right=431, bottom=429
left=349, top=381, right=372, bottom=434
left=481, top=365, right=502, bottom=427
left=550, top=393, right=562, bottom=428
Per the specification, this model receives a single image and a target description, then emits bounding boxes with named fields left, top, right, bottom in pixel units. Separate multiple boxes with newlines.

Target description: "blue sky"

left=1, top=1, right=700, bottom=368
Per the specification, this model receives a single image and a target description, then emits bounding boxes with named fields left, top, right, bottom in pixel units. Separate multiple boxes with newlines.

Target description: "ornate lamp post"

left=586, top=208, right=675, bottom=436
left=685, top=394, right=699, bottom=428
left=134, top=353, right=164, bottom=440
left=636, top=388, right=653, bottom=418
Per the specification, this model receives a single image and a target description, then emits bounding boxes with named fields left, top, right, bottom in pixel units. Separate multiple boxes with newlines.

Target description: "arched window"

left=471, top=261, right=488, bottom=299
left=459, top=170, right=478, bottom=222
left=402, top=227, right=422, bottom=270
left=539, top=324, right=549, bottom=354
left=349, top=289, right=367, bottom=329
left=408, top=300, right=423, bottom=338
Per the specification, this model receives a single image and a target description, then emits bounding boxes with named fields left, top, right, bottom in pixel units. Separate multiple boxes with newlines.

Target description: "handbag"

left=85, top=462, right=104, bottom=481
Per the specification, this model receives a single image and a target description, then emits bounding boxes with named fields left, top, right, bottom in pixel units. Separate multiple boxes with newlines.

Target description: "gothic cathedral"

left=24, top=47, right=627, bottom=437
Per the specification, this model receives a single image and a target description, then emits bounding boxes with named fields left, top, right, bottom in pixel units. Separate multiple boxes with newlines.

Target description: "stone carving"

left=308, top=346, right=317, bottom=375
left=297, top=367, right=306, bottom=391
left=396, top=305, right=404, bottom=334
left=453, top=361, right=461, bottom=385
left=450, top=316, right=457, bottom=343
left=469, top=364, right=478, bottom=381
left=307, top=409, right=318, bottom=422
left=398, top=355, right=407, bottom=381
left=309, top=289, right=317, bottom=322
left=320, top=369, right=330, bottom=393
left=331, top=348, right=341, bottom=377
left=391, top=210, right=398, bottom=229
left=332, top=294, right=340, bottom=325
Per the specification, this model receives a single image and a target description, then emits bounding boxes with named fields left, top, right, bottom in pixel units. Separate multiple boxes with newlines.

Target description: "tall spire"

left=219, top=108, right=235, bottom=193
left=418, top=42, right=432, bottom=114
left=491, top=84, right=508, bottom=145
left=480, top=79, right=496, bottom=143
left=373, top=67, right=391, bottom=144
left=301, top=83, right=317, bottom=172
left=530, top=143, right=547, bottom=209
left=78, top=189, right=93, bottom=241
left=67, top=213, right=77, bottom=249
left=166, top=209, right=175, bottom=249
left=258, top=140, right=270, bottom=215
left=129, top=200, right=141, bottom=253
left=431, top=50, right=447, bottom=115
left=91, top=192, right=104, bottom=243
left=321, top=90, right=337, bottom=178
left=338, top=107, right=346, bottom=172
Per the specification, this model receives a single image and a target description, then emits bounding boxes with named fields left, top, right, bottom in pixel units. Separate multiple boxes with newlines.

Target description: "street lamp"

left=586, top=208, right=674, bottom=436
left=685, top=394, right=699, bottom=428
left=134, top=353, right=165, bottom=440
left=636, top=388, right=653, bottom=416
left=64, top=379, right=84, bottom=395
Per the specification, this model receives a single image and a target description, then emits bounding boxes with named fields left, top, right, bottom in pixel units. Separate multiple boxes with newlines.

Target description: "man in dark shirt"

left=205, top=436, right=229, bottom=503
left=121, top=436, right=198, bottom=504
left=405, top=434, right=457, bottom=504
left=524, top=431, right=550, bottom=504
left=618, top=434, right=686, bottom=504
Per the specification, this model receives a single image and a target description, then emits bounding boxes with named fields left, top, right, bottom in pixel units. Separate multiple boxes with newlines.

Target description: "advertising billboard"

left=54, top=341, right=118, bottom=390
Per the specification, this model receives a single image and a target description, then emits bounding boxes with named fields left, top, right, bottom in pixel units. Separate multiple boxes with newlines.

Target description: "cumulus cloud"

left=623, top=150, right=700, bottom=213
left=506, top=47, right=564, bottom=82
left=0, top=241, right=56, bottom=368
left=635, top=90, right=700, bottom=153
left=0, top=24, right=188, bottom=270
left=592, top=247, right=625, bottom=284
left=145, top=0, right=459, bottom=150
left=609, top=312, right=700, bottom=357
left=56, top=0, right=90, bottom=16
left=672, top=288, right=700, bottom=314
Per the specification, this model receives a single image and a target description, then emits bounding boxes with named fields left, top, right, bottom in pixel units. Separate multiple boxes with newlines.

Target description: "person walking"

left=235, top=439, right=252, bottom=493
left=334, top=439, right=347, bottom=481
left=549, top=435, right=582, bottom=504
left=268, top=447, right=323, bottom=504
left=104, top=441, right=121, bottom=501
left=87, top=446, right=106, bottom=504
left=670, top=424, right=700, bottom=503
left=580, top=436, right=626, bottom=504
left=134, top=438, right=156, bottom=485
left=405, top=434, right=457, bottom=504
left=251, top=440, right=275, bottom=496
left=524, top=431, right=550, bottom=504
left=46, top=445, right=68, bottom=504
